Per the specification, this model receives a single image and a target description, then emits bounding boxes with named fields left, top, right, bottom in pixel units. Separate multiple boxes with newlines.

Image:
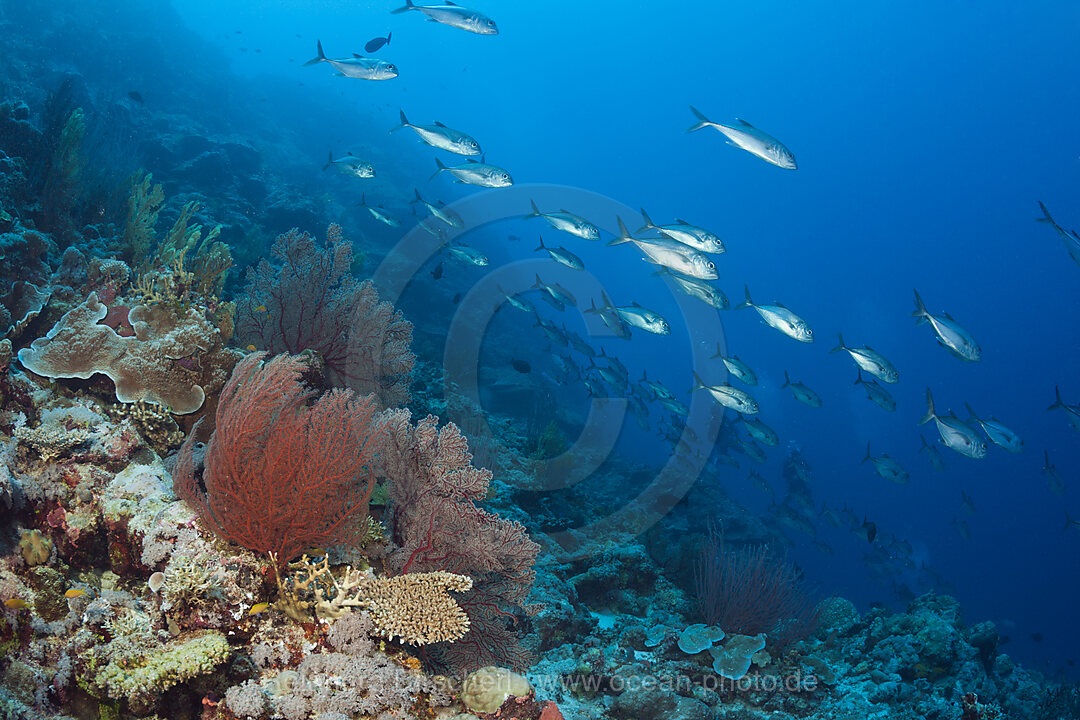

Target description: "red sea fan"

left=235, top=225, right=415, bottom=408
left=172, top=352, right=381, bottom=567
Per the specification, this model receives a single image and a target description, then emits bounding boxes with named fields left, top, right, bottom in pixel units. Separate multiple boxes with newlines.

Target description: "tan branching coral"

left=274, top=555, right=473, bottom=645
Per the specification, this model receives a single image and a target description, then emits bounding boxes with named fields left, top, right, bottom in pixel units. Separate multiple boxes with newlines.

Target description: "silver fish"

left=830, top=333, right=898, bottom=383
left=534, top=236, right=584, bottom=270
left=862, top=441, right=909, bottom=484
left=524, top=200, right=599, bottom=240
left=1037, top=201, right=1080, bottom=267
left=536, top=318, right=568, bottom=346
left=411, top=189, right=464, bottom=228
left=639, top=370, right=675, bottom=401
left=855, top=371, right=895, bottom=412
left=496, top=285, right=535, bottom=314
left=738, top=415, right=778, bottom=446
left=686, top=106, right=796, bottom=170
left=710, top=347, right=757, bottom=385
left=598, top=350, right=627, bottom=380
left=782, top=370, right=822, bottom=408
left=432, top=157, right=512, bottom=187
left=567, top=332, right=595, bottom=357
left=656, top=268, right=728, bottom=309
left=589, top=290, right=670, bottom=335
left=960, top=489, right=976, bottom=514
left=611, top=217, right=717, bottom=280
left=444, top=243, right=488, bottom=266
left=737, top=435, right=767, bottom=463
left=1048, top=386, right=1080, bottom=433
left=659, top=396, right=688, bottom=415
left=356, top=193, right=400, bottom=227
left=1043, top=451, right=1066, bottom=496
left=964, top=403, right=1023, bottom=453
left=391, top=0, right=498, bottom=34
left=918, top=389, right=986, bottom=459
left=692, top=372, right=759, bottom=414
left=392, top=109, right=481, bottom=156
left=591, top=300, right=632, bottom=340
left=322, top=151, right=375, bottom=178
left=533, top=273, right=577, bottom=307
left=638, top=208, right=725, bottom=254
left=736, top=286, right=813, bottom=343
left=911, top=289, right=980, bottom=362
left=304, top=41, right=398, bottom=80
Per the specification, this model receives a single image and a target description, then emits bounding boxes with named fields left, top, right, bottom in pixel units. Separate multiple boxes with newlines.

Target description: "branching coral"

left=274, top=554, right=473, bottom=645
left=235, top=224, right=414, bottom=408
left=120, top=171, right=164, bottom=262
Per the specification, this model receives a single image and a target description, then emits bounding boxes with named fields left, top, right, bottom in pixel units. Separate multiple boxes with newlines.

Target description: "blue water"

left=42, top=0, right=1080, bottom=678
left=169, top=0, right=1080, bottom=677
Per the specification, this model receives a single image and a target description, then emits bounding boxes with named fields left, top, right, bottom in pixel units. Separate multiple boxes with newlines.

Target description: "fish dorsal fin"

left=736, top=117, right=755, bottom=127
left=774, top=301, right=787, bottom=309
left=676, top=218, right=691, bottom=225
left=445, top=0, right=458, bottom=4
left=352, top=53, right=366, bottom=58
left=433, top=120, right=448, bottom=127
left=466, top=158, right=479, bottom=163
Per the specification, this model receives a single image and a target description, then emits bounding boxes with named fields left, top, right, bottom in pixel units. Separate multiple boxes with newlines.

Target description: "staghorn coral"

left=16, top=291, right=239, bottom=414
left=274, top=554, right=473, bottom=644
left=378, top=409, right=541, bottom=673
left=235, top=224, right=414, bottom=408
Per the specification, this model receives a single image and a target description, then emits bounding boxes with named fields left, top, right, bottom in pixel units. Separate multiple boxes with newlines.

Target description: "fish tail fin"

left=637, top=207, right=656, bottom=233
left=533, top=235, right=546, bottom=252
left=911, top=289, right=929, bottom=319
left=918, top=388, right=936, bottom=425
left=601, top=289, right=614, bottom=310
left=524, top=199, right=542, bottom=219
left=963, top=402, right=980, bottom=422
left=585, top=299, right=600, bottom=315
left=1037, top=201, right=1056, bottom=226
left=391, top=0, right=415, bottom=13
left=782, top=370, right=791, bottom=389
left=734, top=285, right=753, bottom=310
left=1065, top=510, right=1074, bottom=533
left=607, top=216, right=634, bottom=246
left=391, top=109, right=409, bottom=132
left=387, top=31, right=392, bottom=45
left=861, top=441, right=871, bottom=464
left=1048, top=385, right=1066, bottom=410
left=533, top=273, right=544, bottom=289
left=354, top=192, right=367, bottom=207
left=303, top=40, right=327, bottom=66
left=686, top=105, right=712, bottom=133
left=322, top=150, right=333, bottom=170
left=710, top=343, right=724, bottom=360
left=853, top=369, right=864, bottom=385
left=691, top=371, right=706, bottom=392
left=429, top=157, right=447, bottom=181
left=829, top=333, right=846, bottom=354
left=918, top=434, right=929, bottom=451
left=1043, top=450, right=1052, bottom=469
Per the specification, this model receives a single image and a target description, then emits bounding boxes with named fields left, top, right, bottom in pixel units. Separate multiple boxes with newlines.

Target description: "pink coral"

left=378, top=409, right=540, bottom=672
left=234, top=224, right=414, bottom=408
